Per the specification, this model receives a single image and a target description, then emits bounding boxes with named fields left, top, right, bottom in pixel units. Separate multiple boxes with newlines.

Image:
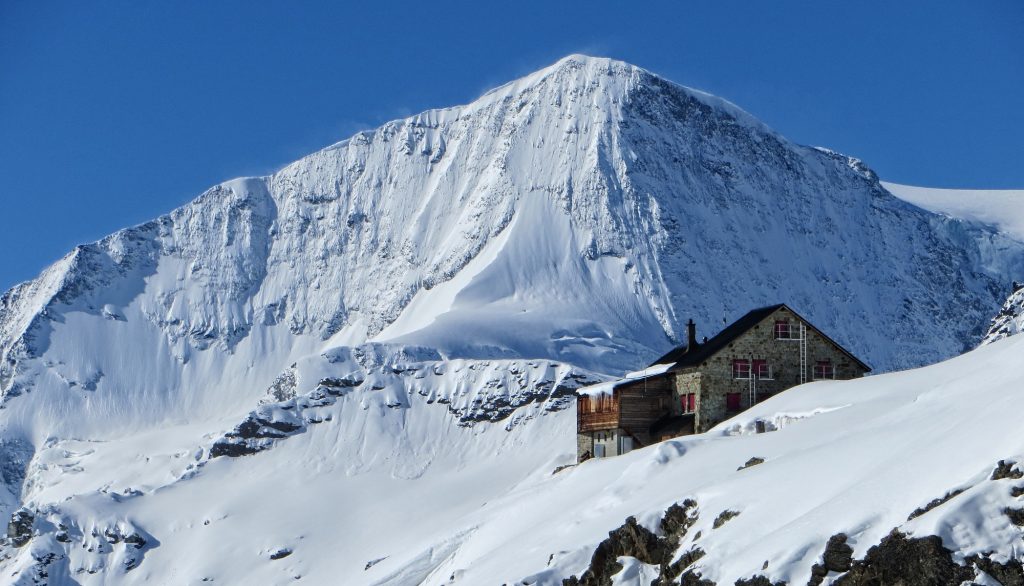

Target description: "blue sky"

left=1, top=1, right=1022, bottom=292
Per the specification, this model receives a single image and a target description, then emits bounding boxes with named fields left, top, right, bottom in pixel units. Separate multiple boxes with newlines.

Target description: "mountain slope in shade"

left=0, top=55, right=1022, bottom=584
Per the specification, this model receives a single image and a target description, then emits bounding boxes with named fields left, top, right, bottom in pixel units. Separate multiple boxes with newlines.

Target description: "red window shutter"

left=726, top=392, right=741, bottom=411
left=688, top=393, right=696, bottom=411
left=733, top=359, right=750, bottom=378
left=753, top=359, right=768, bottom=378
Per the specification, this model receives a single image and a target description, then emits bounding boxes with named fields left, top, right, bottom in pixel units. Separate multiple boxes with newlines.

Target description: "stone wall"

left=678, top=306, right=867, bottom=432
left=577, top=432, right=594, bottom=461
left=675, top=372, right=702, bottom=414
left=593, top=429, right=620, bottom=458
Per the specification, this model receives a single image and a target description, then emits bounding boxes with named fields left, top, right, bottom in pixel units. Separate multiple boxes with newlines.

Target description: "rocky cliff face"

left=981, top=283, right=1024, bottom=345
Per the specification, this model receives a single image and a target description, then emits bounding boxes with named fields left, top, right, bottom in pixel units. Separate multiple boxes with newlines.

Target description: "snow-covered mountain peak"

left=3, top=55, right=1023, bottom=421
left=2, top=55, right=1024, bottom=584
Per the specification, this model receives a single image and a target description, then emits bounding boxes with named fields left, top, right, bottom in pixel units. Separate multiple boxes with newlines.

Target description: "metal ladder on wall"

left=748, top=366, right=756, bottom=407
left=799, top=323, right=808, bottom=384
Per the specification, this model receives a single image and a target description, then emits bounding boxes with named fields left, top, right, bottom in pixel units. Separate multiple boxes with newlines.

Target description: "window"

left=681, top=393, right=696, bottom=413
left=726, top=392, right=742, bottom=412
left=732, top=359, right=751, bottom=379
left=620, top=436, right=633, bottom=454
left=752, top=359, right=770, bottom=379
left=813, top=360, right=835, bottom=380
left=773, top=320, right=791, bottom=339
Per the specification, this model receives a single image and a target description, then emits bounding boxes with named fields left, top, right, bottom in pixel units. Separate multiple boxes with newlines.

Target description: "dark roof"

left=651, top=303, right=871, bottom=372
left=652, top=304, right=785, bottom=367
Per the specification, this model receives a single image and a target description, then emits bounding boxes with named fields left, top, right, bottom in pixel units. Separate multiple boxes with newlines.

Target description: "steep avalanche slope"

left=3, top=56, right=1022, bottom=425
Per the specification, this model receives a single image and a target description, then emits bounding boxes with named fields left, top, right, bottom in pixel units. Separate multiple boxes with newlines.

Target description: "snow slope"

left=883, top=182, right=1024, bottom=243
left=6, top=313, right=1023, bottom=584
left=359, top=325, right=1024, bottom=585
left=0, top=55, right=1023, bottom=584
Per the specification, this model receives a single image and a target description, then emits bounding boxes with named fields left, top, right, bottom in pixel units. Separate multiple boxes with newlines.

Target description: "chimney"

left=686, top=318, right=697, bottom=349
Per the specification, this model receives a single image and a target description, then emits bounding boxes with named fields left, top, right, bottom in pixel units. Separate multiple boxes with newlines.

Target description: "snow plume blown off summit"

left=0, top=55, right=1022, bottom=584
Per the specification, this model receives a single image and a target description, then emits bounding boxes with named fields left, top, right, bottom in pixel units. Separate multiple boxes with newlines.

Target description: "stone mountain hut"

left=576, top=304, right=870, bottom=462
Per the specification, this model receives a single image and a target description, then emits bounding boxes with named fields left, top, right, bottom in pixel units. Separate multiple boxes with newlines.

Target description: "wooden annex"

left=576, top=304, right=870, bottom=462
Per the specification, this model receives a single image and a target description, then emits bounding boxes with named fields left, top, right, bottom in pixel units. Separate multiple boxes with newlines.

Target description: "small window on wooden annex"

left=813, top=360, right=835, bottom=380
left=726, top=392, right=741, bottom=412
left=732, top=359, right=751, bottom=379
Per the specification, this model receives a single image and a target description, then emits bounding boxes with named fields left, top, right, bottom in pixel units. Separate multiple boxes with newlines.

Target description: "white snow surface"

left=883, top=182, right=1024, bottom=243
left=0, top=54, right=1023, bottom=583
left=6, top=322, right=1024, bottom=584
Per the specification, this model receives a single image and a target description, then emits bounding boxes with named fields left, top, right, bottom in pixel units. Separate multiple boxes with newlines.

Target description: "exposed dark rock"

left=966, top=555, right=1024, bottom=586
left=992, top=460, right=1024, bottom=481
left=808, top=534, right=853, bottom=586
left=7, top=508, right=33, bottom=547
left=713, top=510, right=739, bottom=529
left=661, top=500, right=698, bottom=539
left=834, top=530, right=973, bottom=586
left=663, top=549, right=708, bottom=585
left=124, top=532, right=147, bottom=549
left=453, top=372, right=602, bottom=426
left=124, top=555, right=141, bottom=572
left=210, top=412, right=304, bottom=458
left=678, top=571, right=717, bottom=586
left=569, top=516, right=665, bottom=585
left=1004, top=507, right=1024, bottom=526
left=907, top=488, right=966, bottom=520
left=563, top=500, right=700, bottom=586
left=209, top=441, right=261, bottom=458
left=318, top=376, right=364, bottom=390
left=738, top=457, right=765, bottom=471
left=1012, top=485, right=1024, bottom=498
left=735, top=576, right=785, bottom=586
left=269, top=548, right=293, bottom=560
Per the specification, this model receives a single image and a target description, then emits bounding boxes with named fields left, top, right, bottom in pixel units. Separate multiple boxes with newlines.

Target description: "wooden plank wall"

left=578, top=394, right=620, bottom=433
left=615, top=375, right=674, bottom=444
